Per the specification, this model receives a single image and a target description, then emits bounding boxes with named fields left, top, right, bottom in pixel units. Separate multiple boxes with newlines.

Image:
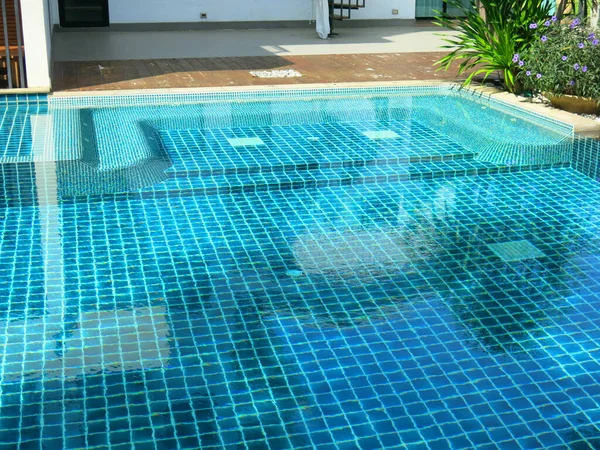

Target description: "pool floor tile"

left=0, top=90, right=598, bottom=450
left=487, top=240, right=546, bottom=263
left=227, top=137, right=265, bottom=147
left=362, top=130, right=401, bottom=140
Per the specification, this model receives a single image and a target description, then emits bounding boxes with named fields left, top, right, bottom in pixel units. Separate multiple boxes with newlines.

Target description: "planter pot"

left=546, top=94, right=600, bottom=115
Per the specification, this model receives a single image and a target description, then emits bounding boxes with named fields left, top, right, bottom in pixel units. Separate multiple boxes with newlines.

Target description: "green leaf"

left=433, top=0, right=553, bottom=93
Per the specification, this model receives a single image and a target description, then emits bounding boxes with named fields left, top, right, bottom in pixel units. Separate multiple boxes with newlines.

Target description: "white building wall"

left=50, top=0, right=415, bottom=25
left=352, top=0, right=416, bottom=20
left=112, top=0, right=308, bottom=23
left=22, top=0, right=53, bottom=89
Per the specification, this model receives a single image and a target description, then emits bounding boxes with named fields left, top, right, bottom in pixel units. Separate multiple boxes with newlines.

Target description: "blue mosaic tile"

left=0, top=88, right=599, bottom=450
left=46, top=88, right=573, bottom=172
left=0, top=93, right=48, bottom=106
left=0, top=101, right=49, bottom=161
left=572, top=136, right=600, bottom=181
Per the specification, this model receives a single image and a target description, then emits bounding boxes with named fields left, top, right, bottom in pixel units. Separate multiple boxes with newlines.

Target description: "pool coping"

left=0, top=87, right=52, bottom=95
left=470, top=86, right=600, bottom=140
left=49, top=80, right=600, bottom=139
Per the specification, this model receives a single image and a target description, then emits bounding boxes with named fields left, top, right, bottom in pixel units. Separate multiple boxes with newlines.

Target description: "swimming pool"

left=0, top=85, right=599, bottom=449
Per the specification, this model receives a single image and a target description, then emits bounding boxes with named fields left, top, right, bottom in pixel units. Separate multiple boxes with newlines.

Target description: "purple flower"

left=519, top=60, right=525, bottom=67
left=526, top=71, right=532, bottom=76
left=569, top=80, right=575, bottom=86
left=544, top=20, right=551, bottom=27
left=536, top=73, right=542, bottom=79
left=582, top=66, right=588, bottom=73
left=593, top=39, right=599, bottom=46
left=589, top=33, right=596, bottom=40
left=574, top=63, right=580, bottom=70
left=512, top=54, right=520, bottom=63
left=570, top=18, right=581, bottom=28
left=578, top=42, right=585, bottom=49
left=529, top=23, right=538, bottom=29
left=551, top=15, right=557, bottom=22
left=541, top=35, right=548, bottom=42
left=562, top=55, right=568, bottom=61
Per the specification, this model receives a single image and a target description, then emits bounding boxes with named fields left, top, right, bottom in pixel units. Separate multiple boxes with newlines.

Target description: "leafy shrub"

left=517, top=18, right=600, bottom=99
left=435, top=0, right=553, bottom=93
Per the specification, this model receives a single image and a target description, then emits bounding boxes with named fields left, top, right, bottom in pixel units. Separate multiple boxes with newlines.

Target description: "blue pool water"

left=0, top=86, right=599, bottom=449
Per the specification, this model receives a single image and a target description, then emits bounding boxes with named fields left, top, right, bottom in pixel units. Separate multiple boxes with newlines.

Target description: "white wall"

left=352, top=0, right=416, bottom=20
left=22, top=0, right=53, bottom=89
left=112, top=0, right=308, bottom=23
left=50, top=0, right=415, bottom=25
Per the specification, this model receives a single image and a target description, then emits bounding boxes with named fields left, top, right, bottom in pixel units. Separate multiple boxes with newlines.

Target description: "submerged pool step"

left=158, top=119, right=475, bottom=179
left=164, top=151, right=477, bottom=179
left=60, top=158, right=571, bottom=204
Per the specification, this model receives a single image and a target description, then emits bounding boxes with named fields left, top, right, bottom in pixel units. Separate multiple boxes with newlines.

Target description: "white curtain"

left=315, top=0, right=330, bottom=39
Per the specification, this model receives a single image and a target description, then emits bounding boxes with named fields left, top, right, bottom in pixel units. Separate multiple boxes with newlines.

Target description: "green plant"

left=518, top=18, right=600, bottom=100
left=434, top=0, right=553, bottom=93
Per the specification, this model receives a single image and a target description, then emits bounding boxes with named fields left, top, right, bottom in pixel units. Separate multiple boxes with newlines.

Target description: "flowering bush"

left=435, top=0, right=553, bottom=93
left=517, top=17, right=600, bottom=100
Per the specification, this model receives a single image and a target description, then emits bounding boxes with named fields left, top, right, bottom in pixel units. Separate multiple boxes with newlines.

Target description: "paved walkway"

left=53, top=25, right=452, bottom=61
left=51, top=25, right=461, bottom=92
left=52, top=52, right=460, bottom=91
left=53, top=53, right=456, bottom=91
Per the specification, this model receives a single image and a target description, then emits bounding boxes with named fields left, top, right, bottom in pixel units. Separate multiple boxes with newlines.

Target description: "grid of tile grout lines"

left=0, top=102, right=48, bottom=161
left=158, top=120, right=471, bottom=176
left=45, top=85, right=574, bottom=136
left=0, top=91, right=599, bottom=450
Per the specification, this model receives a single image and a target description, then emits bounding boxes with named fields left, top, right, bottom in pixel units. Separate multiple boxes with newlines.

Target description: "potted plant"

left=517, top=17, right=600, bottom=114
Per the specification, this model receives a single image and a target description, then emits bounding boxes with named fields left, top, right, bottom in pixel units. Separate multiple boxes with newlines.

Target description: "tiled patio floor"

left=52, top=52, right=460, bottom=92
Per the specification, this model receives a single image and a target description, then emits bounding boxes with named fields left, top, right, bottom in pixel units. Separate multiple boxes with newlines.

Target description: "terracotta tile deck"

left=52, top=52, right=460, bottom=92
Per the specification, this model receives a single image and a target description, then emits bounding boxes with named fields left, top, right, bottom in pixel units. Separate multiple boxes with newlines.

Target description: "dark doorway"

left=59, top=0, right=109, bottom=27
left=415, top=0, right=470, bottom=18
left=415, top=0, right=444, bottom=18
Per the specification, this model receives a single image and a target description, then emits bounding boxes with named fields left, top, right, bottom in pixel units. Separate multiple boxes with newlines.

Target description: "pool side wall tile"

left=572, top=137, right=600, bottom=182
left=47, top=85, right=574, bottom=139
